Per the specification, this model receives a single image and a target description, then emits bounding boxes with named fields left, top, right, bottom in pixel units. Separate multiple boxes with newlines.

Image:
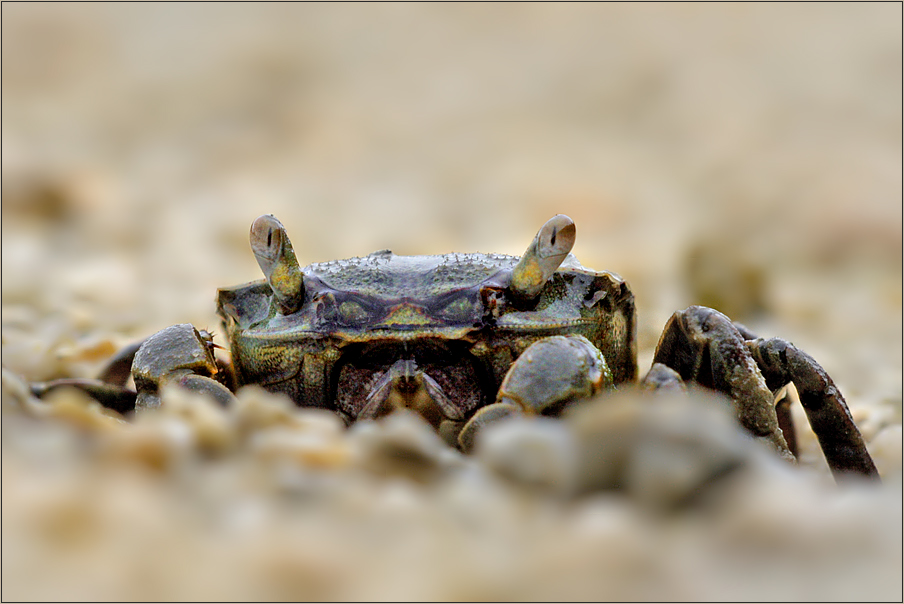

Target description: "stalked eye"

left=250, top=215, right=304, bottom=315
left=338, top=300, right=369, bottom=326
left=509, top=214, right=576, bottom=303
left=439, top=296, right=476, bottom=323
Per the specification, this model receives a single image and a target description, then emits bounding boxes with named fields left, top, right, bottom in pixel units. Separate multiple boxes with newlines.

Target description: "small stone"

left=249, top=426, right=350, bottom=471
left=158, top=385, right=237, bottom=457
left=105, top=414, right=195, bottom=473
left=349, top=410, right=455, bottom=483
left=566, top=389, right=759, bottom=510
left=233, top=385, right=305, bottom=435
left=40, top=386, right=127, bottom=434
left=474, top=416, right=577, bottom=495
left=2, top=367, right=44, bottom=416
left=868, top=424, right=902, bottom=481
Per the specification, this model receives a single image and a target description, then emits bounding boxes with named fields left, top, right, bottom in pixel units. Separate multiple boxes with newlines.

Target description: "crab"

left=32, top=214, right=878, bottom=480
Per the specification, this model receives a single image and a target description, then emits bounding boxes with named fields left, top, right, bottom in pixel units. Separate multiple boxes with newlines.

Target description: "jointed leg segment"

left=746, top=336, right=878, bottom=478
left=651, top=306, right=878, bottom=480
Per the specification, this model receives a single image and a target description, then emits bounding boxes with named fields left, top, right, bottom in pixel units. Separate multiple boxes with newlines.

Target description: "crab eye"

left=250, top=215, right=304, bottom=314
left=338, top=300, right=369, bottom=326
left=509, top=214, right=576, bottom=302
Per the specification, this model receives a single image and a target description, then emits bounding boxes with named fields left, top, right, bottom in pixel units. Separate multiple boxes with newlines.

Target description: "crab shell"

left=216, top=242, right=636, bottom=424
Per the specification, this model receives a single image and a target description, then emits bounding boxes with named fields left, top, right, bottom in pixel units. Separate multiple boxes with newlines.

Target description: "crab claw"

left=250, top=215, right=304, bottom=314
left=458, top=335, right=611, bottom=451
left=132, top=324, right=235, bottom=410
left=509, top=214, right=576, bottom=302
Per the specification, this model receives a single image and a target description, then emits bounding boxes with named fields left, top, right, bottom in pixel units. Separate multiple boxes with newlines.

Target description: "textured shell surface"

left=307, top=251, right=519, bottom=300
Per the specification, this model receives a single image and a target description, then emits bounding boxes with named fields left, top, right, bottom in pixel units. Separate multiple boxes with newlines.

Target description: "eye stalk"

left=250, top=214, right=304, bottom=314
left=509, top=214, right=576, bottom=302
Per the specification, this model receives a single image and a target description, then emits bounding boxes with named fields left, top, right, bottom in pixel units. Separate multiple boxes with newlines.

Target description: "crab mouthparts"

left=356, top=359, right=464, bottom=428
left=333, top=342, right=485, bottom=430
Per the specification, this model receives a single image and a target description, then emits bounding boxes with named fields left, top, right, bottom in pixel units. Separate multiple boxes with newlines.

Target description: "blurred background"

left=3, top=3, right=901, bottom=362
left=2, top=3, right=901, bottom=600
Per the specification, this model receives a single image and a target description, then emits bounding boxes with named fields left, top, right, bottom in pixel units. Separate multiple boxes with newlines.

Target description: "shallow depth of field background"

left=2, top=3, right=901, bottom=601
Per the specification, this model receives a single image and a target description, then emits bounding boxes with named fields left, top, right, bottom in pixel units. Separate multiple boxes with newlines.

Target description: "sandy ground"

left=2, top=4, right=901, bottom=601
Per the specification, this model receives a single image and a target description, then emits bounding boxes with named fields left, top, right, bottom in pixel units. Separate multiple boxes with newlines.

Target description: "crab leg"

left=640, top=362, right=687, bottom=394
left=745, top=337, right=879, bottom=479
left=30, top=378, right=138, bottom=414
left=652, top=306, right=793, bottom=459
left=31, top=325, right=237, bottom=414
left=773, top=390, right=799, bottom=458
left=653, top=306, right=879, bottom=480
left=30, top=340, right=146, bottom=413
left=95, top=340, right=145, bottom=386
left=731, top=320, right=799, bottom=457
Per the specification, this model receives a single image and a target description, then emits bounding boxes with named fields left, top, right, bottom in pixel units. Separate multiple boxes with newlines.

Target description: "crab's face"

left=216, top=215, right=637, bottom=428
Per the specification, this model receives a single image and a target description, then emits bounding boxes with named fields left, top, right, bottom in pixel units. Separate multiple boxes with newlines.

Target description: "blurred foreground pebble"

left=2, top=370, right=900, bottom=601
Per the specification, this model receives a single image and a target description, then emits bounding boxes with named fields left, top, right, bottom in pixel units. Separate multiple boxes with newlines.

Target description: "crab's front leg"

left=459, top=335, right=612, bottom=450
left=31, top=324, right=236, bottom=413
left=651, top=305, right=878, bottom=480
left=130, top=323, right=236, bottom=410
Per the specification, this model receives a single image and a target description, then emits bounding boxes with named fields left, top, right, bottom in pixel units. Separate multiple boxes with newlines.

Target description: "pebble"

left=3, top=364, right=901, bottom=601
left=248, top=426, right=350, bottom=470
left=565, top=389, right=764, bottom=510
left=868, top=424, right=902, bottom=481
left=155, top=385, right=237, bottom=455
left=474, top=415, right=577, bottom=495
left=348, top=410, right=459, bottom=483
